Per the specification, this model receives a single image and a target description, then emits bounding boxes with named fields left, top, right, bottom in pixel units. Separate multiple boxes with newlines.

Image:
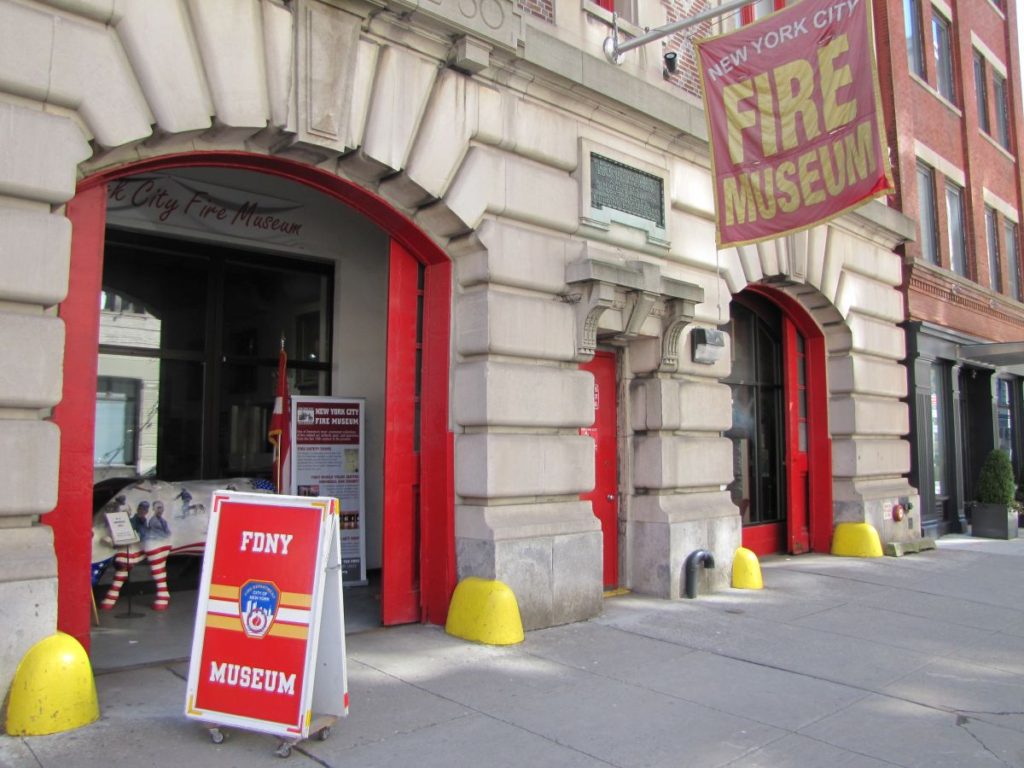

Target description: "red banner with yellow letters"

left=696, top=0, right=893, bottom=248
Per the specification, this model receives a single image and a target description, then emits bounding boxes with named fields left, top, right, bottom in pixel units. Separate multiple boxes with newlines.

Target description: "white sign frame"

left=184, top=491, right=348, bottom=740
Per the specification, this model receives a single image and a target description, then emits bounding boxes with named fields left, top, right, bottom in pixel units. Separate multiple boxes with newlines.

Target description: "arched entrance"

left=725, top=285, right=832, bottom=556
left=46, top=152, right=455, bottom=651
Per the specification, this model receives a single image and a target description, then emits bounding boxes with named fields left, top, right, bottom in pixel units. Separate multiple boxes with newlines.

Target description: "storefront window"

left=929, top=365, right=948, bottom=496
left=98, top=229, right=333, bottom=482
left=997, top=378, right=1013, bottom=460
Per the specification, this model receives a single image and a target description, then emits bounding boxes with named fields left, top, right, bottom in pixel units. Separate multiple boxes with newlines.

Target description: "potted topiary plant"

left=972, top=449, right=1020, bottom=539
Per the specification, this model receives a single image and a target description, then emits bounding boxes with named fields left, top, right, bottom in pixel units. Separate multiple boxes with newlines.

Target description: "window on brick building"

left=592, top=0, right=636, bottom=24
left=974, top=52, right=990, bottom=134
left=917, top=163, right=939, bottom=265
left=740, top=0, right=786, bottom=25
left=986, top=206, right=1002, bottom=293
left=945, top=182, right=967, bottom=276
left=904, top=0, right=926, bottom=78
left=1005, top=220, right=1021, bottom=300
left=932, top=12, right=955, bottom=103
left=993, top=72, right=1010, bottom=150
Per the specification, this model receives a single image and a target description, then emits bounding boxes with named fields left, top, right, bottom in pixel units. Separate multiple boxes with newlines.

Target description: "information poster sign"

left=185, top=491, right=348, bottom=740
left=290, top=397, right=367, bottom=585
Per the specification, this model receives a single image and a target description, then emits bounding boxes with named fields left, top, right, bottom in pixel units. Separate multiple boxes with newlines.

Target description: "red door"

left=735, top=287, right=832, bottom=556
left=783, top=317, right=810, bottom=554
left=580, top=351, right=618, bottom=589
left=382, top=240, right=422, bottom=624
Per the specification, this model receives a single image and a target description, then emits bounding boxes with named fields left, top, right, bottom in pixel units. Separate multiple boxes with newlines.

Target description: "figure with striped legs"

left=99, top=499, right=173, bottom=612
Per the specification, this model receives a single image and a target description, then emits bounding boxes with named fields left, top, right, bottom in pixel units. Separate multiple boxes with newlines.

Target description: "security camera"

left=663, top=51, right=678, bottom=75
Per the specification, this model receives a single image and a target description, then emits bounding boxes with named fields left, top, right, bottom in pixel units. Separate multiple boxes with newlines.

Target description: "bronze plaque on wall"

left=590, top=154, right=665, bottom=229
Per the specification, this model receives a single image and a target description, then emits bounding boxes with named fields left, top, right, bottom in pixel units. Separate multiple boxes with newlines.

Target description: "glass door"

left=726, top=298, right=787, bottom=553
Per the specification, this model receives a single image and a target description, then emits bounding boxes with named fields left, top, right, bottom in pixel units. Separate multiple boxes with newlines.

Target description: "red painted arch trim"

left=742, top=284, right=834, bottom=554
left=54, top=152, right=455, bottom=648
left=44, top=186, right=108, bottom=651
left=77, top=152, right=450, bottom=268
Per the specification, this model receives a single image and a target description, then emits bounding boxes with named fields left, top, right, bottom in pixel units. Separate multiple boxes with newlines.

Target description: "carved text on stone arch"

left=393, top=0, right=520, bottom=50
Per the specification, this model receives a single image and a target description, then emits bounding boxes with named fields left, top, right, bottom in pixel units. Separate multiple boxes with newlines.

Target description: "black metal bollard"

left=684, top=549, right=715, bottom=598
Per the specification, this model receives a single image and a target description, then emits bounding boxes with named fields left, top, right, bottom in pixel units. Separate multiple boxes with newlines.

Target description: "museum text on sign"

left=696, top=0, right=893, bottom=248
left=185, top=491, right=348, bottom=739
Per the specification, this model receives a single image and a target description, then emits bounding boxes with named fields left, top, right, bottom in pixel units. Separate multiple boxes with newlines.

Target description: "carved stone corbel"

left=659, top=298, right=696, bottom=371
left=571, top=280, right=618, bottom=361
left=566, top=255, right=702, bottom=362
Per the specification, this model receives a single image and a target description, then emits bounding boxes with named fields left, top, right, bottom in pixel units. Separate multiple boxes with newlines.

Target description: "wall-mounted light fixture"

left=663, top=51, right=678, bottom=76
left=691, top=328, right=725, bottom=365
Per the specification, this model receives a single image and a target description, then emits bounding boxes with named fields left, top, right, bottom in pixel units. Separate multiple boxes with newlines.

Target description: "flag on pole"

left=269, top=343, right=291, bottom=494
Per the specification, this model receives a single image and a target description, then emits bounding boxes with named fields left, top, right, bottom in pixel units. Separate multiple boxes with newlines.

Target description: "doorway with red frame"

left=725, top=287, right=832, bottom=556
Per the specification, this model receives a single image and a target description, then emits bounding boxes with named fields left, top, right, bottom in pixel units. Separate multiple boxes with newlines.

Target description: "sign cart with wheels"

left=184, top=491, right=348, bottom=757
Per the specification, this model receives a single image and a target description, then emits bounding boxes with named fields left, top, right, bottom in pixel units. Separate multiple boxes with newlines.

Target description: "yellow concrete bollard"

left=5, top=632, right=99, bottom=736
left=731, top=547, right=763, bottom=589
left=445, top=577, right=525, bottom=645
left=831, top=522, right=884, bottom=558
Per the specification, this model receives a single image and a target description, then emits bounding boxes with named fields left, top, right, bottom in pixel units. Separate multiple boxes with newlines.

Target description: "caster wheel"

left=316, top=726, right=331, bottom=741
left=275, top=742, right=292, bottom=758
left=210, top=728, right=225, bottom=745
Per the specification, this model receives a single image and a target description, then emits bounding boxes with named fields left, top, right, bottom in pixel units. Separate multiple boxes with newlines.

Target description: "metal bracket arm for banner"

left=603, top=0, right=758, bottom=65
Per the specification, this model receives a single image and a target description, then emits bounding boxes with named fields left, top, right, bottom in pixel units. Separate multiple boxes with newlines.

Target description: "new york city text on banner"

left=695, top=0, right=893, bottom=248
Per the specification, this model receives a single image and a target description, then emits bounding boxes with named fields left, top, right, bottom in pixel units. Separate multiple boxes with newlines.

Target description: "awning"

left=958, top=341, right=1024, bottom=367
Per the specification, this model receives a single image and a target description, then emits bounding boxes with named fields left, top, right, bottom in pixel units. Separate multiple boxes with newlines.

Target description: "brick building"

left=874, top=0, right=1024, bottom=537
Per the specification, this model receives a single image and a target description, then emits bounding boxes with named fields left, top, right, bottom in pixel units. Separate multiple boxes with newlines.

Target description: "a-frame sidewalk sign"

left=185, top=490, right=348, bottom=752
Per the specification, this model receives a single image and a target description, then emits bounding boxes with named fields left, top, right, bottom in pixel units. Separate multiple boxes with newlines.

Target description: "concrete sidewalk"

left=3, top=535, right=1023, bottom=767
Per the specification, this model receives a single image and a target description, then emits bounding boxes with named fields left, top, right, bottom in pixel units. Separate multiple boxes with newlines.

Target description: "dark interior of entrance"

left=959, top=366, right=995, bottom=506
left=97, top=229, right=333, bottom=481
left=725, top=297, right=787, bottom=534
left=91, top=225, right=383, bottom=668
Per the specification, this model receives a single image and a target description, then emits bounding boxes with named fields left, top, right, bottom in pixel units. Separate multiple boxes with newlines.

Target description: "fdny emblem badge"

left=239, top=580, right=280, bottom=639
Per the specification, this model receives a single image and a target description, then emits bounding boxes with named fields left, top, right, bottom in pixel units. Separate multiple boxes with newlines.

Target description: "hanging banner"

left=695, top=0, right=893, bottom=248
left=291, top=397, right=367, bottom=586
left=185, top=491, right=348, bottom=740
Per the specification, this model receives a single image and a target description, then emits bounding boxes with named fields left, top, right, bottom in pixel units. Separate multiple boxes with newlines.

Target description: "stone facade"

left=0, top=0, right=918, bottom=701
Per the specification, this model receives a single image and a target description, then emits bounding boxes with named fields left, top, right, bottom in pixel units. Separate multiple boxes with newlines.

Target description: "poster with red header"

left=184, top=491, right=348, bottom=740
left=290, top=396, right=367, bottom=586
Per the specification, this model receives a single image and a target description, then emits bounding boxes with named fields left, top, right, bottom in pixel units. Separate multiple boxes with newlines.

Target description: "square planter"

left=971, top=503, right=1020, bottom=540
